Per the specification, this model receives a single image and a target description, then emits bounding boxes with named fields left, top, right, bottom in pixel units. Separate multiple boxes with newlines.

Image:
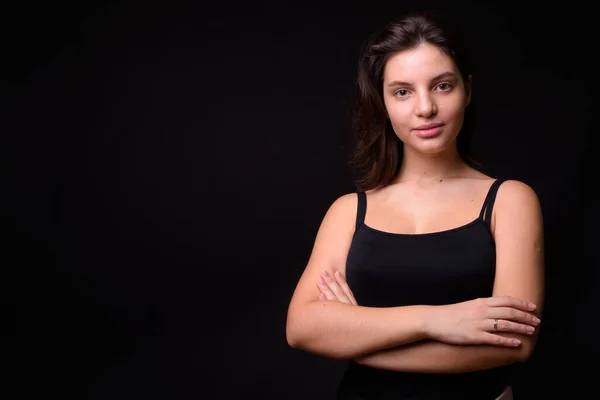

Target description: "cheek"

left=387, top=112, right=412, bottom=139
left=386, top=104, right=412, bottom=128
left=439, top=94, right=467, bottom=118
left=446, top=102, right=465, bottom=118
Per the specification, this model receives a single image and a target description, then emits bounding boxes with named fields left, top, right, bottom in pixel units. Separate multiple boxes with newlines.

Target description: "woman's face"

left=382, top=42, right=471, bottom=155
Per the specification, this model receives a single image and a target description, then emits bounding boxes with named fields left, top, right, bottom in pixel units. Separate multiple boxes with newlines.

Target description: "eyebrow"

left=387, top=71, right=458, bottom=87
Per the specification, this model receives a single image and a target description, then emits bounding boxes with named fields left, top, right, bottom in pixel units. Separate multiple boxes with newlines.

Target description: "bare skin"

left=286, top=43, right=544, bottom=371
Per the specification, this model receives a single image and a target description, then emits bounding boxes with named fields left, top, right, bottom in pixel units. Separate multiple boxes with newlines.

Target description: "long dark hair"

left=348, top=11, right=481, bottom=191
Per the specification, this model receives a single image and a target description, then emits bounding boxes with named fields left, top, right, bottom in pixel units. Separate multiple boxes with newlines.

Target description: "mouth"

left=414, top=123, right=444, bottom=138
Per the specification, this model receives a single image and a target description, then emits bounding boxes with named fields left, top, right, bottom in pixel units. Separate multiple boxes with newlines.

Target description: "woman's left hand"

left=317, top=270, right=358, bottom=305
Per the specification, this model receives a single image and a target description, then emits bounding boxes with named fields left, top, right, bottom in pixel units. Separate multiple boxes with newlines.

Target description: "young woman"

left=286, top=10, right=544, bottom=400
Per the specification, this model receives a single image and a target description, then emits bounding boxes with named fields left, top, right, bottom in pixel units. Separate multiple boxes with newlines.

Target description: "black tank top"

left=337, top=178, right=511, bottom=400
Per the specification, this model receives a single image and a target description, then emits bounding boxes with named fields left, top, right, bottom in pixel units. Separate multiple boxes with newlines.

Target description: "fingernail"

left=528, top=302, right=537, bottom=310
left=526, top=326, right=535, bottom=334
left=335, top=271, right=343, bottom=279
left=533, top=317, right=541, bottom=324
left=513, top=339, right=521, bottom=346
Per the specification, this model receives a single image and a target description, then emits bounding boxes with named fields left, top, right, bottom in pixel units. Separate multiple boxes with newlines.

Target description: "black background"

left=2, top=1, right=597, bottom=398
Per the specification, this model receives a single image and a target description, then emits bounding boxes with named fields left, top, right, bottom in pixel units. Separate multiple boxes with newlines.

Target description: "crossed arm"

left=287, top=181, right=545, bottom=374
left=318, top=272, right=541, bottom=374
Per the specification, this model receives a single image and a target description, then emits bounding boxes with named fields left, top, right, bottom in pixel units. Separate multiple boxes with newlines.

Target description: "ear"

left=464, top=75, right=472, bottom=107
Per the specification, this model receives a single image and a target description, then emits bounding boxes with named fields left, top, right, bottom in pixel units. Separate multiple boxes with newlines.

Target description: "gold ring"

left=493, top=319, right=498, bottom=331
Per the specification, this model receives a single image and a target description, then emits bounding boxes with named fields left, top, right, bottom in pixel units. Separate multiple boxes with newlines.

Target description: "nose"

left=415, top=92, right=437, bottom=117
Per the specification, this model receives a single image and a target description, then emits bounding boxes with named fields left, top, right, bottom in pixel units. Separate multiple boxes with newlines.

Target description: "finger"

left=486, top=319, right=536, bottom=335
left=319, top=274, right=351, bottom=304
left=333, top=271, right=357, bottom=305
left=317, top=279, right=337, bottom=301
left=489, top=307, right=541, bottom=326
left=319, top=292, right=333, bottom=301
left=479, top=332, right=522, bottom=347
left=333, top=271, right=358, bottom=306
left=485, top=296, right=536, bottom=311
left=321, top=271, right=352, bottom=304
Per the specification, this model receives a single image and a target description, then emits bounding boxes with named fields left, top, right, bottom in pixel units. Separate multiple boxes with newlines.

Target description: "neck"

left=394, top=145, right=467, bottom=185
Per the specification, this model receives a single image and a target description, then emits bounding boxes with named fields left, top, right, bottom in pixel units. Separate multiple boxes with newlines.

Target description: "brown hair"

left=348, top=11, right=481, bottom=191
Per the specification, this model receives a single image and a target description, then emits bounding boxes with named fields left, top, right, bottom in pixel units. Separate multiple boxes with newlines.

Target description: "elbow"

left=285, top=316, right=350, bottom=360
left=285, top=317, right=301, bottom=348
left=286, top=324, right=303, bottom=349
left=518, top=346, right=535, bottom=363
left=286, top=303, right=354, bottom=360
left=285, top=304, right=317, bottom=351
left=515, top=337, right=537, bottom=363
left=286, top=307, right=311, bottom=350
left=287, top=334, right=352, bottom=360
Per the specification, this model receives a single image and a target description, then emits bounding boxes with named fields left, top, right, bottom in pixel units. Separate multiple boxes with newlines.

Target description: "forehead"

left=383, top=43, right=459, bottom=82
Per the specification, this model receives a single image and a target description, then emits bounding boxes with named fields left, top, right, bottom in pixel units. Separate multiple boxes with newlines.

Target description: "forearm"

left=287, top=301, right=429, bottom=359
left=355, top=336, right=527, bottom=374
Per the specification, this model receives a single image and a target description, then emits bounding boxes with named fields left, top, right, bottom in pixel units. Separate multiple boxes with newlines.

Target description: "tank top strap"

left=479, top=178, right=507, bottom=226
left=356, top=191, right=367, bottom=230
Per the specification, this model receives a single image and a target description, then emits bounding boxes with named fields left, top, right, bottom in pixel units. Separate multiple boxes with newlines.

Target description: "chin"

left=412, top=139, right=452, bottom=155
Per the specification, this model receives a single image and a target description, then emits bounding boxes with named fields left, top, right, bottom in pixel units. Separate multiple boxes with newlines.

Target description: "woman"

left=286, top=10, right=544, bottom=400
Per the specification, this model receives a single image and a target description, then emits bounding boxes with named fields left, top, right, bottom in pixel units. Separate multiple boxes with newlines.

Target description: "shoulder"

left=313, top=192, right=361, bottom=246
left=494, top=179, right=543, bottom=224
left=496, top=179, right=541, bottom=208
left=324, top=192, right=360, bottom=220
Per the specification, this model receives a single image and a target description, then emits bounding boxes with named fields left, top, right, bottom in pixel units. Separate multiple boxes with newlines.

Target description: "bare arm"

left=353, top=180, right=545, bottom=372
left=289, top=301, right=429, bottom=360
left=355, top=339, right=523, bottom=373
left=286, top=193, right=429, bottom=360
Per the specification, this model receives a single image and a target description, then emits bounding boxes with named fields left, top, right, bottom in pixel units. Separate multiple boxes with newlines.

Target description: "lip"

left=414, top=123, right=444, bottom=130
left=414, top=123, right=444, bottom=138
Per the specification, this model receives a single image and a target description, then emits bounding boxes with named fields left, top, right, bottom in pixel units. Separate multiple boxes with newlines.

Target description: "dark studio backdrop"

left=2, top=0, right=597, bottom=398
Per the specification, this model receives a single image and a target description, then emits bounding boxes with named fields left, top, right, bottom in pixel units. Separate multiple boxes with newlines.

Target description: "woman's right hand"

left=424, top=296, right=541, bottom=347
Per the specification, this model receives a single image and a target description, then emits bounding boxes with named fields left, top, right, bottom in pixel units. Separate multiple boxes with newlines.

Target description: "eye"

left=394, top=89, right=409, bottom=97
left=436, top=82, right=453, bottom=91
